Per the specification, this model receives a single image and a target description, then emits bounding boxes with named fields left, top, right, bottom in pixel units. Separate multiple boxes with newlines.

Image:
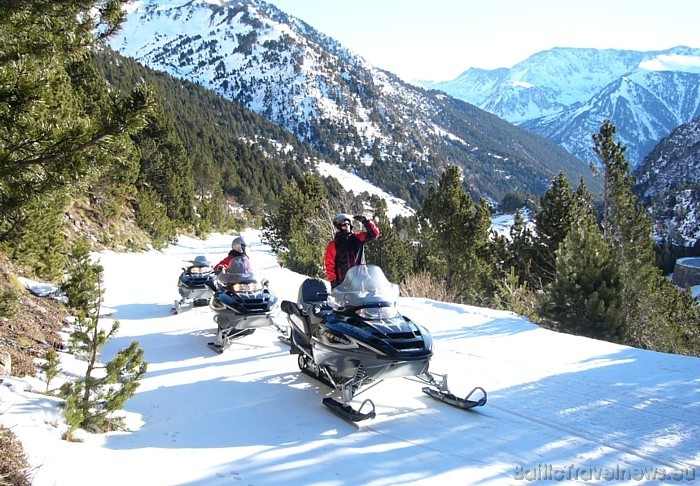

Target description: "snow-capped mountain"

left=426, top=47, right=700, bottom=168
left=634, top=116, right=700, bottom=247
left=107, top=0, right=599, bottom=204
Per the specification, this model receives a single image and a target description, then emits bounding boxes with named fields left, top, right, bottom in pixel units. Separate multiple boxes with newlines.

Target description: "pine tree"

left=40, top=348, right=62, bottom=394
left=132, top=101, right=196, bottom=227
left=507, top=209, right=537, bottom=287
left=548, top=200, right=623, bottom=341
left=419, top=165, right=494, bottom=304
left=133, top=187, right=177, bottom=249
left=262, top=173, right=330, bottom=276
left=592, top=120, right=700, bottom=353
left=0, top=1, right=154, bottom=275
left=533, top=172, right=573, bottom=285
left=363, top=198, right=414, bottom=284
left=59, top=239, right=147, bottom=435
left=570, top=177, right=598, bottom=223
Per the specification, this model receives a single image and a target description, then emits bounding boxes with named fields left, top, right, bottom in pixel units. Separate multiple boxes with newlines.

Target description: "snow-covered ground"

left=1, top=229, right=699, bottom=485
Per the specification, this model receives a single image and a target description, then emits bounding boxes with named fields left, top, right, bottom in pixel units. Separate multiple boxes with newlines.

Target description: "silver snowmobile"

left=206, top=256, right=282, bottom=353
left=172, top=255, right=215, bottom=314
left=280, top=264, right=487, bottom=422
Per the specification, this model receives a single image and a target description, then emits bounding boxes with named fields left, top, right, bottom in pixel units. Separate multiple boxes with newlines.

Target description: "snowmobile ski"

left=322, top=397, right=376, bottom=422
left=207, top=342, right=224, bottom=354
left=422, top=385, right=487, bottom=410
left=207, top=329, right=256, bottom=353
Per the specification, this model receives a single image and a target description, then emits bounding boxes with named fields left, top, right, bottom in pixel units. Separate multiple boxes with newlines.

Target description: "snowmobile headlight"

left=190, top=266, right=212, bottom=275
left=357, top=306, right=399, bottom=320
left=232, top=282, right=258, bottom=292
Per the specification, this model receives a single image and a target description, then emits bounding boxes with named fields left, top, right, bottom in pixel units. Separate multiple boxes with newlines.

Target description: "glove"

left=353, top=214, right=368, bottom=223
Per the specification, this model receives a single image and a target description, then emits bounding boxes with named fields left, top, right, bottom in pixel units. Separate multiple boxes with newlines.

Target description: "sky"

left=2, top=223, right=699, bottom=484
left=263, top=0, right=700, bottom=82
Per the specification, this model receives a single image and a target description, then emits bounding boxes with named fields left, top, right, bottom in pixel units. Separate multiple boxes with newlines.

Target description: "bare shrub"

left=492, top=268, right=543, bottom=322
left=0, top=424, right=33, bottom=486
left=400, top=272, right=459, bottom=303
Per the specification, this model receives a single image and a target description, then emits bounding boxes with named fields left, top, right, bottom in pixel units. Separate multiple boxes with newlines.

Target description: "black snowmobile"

left=172, top=255, right=215, bottom=314
left=280, top=264, right=487, bottom=422
left=206, top=256, right=283, bottom=353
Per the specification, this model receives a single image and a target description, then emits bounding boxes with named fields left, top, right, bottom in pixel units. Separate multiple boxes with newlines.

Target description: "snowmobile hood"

left=324, top=315, right=433, bottom=358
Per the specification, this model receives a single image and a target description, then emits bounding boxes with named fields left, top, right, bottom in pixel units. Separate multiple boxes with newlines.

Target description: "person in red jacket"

left=324, top=213, right=380, bottom=289
left=213, top=236, right=250, bottom=274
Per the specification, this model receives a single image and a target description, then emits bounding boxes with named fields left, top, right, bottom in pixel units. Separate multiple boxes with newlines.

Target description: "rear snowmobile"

left=280, top=264, right=487, bottom=422
left=172, top=256, right=215, bottom=314
left=206, top=256, right=282, bottom=353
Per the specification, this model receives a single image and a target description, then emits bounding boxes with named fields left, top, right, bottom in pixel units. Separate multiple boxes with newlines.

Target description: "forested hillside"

left=94, top=49, right=322, bottom=214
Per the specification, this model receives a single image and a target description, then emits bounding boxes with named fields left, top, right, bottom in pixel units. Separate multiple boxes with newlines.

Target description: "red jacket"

left=213, top=250, right=248, bottom=273
left=324, top=219, right=379, bottom=287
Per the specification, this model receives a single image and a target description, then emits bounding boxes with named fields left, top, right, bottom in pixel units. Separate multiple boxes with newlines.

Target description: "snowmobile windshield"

left=330, top=264, right=400, bottom=308
left=217, top=256, right=256, bottom=286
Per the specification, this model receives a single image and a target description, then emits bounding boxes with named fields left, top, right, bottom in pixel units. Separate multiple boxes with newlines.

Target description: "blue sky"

left=264, top=0, right=700, bottom=82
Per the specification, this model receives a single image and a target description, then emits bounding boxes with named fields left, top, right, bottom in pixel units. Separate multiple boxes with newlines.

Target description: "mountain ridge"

left=426, top=46, right=700, bottom=168
left=108, top=0, right=600, bottom=205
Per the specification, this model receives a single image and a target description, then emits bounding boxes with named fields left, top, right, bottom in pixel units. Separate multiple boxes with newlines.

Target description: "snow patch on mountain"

left=316, top=161, right=415, bottom=218
left=640, top=54, right=700, bottom=73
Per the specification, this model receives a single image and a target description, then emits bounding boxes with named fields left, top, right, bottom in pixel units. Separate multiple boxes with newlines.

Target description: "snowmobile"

left=172, top=255, right=215, bottom=314
left=280, top=264, right=487, bottom=422
left=206, top=256, right=282, bottom=353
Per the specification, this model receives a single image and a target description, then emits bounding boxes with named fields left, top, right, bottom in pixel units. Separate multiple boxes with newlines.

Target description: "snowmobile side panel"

left=311, top=338, right=431, bottom=380
left=213, top=312, right=278, bottom=329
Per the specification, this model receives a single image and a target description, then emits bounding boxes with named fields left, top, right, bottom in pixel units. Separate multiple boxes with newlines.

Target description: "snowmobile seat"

left=299, top=278, right=329, bottom=305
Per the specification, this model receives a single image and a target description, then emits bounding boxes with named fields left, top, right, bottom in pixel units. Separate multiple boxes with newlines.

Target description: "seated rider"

left=214, top=236, right=250, bottom=274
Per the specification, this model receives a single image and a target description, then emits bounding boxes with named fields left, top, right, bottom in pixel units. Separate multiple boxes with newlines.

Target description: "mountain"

left=426, top=47, right=700, bottom=168
left=107, top=0, right=600, bottom=205
left=2, top=230, right=699, bottom=485
left=633, top=116, right=700, bottom=248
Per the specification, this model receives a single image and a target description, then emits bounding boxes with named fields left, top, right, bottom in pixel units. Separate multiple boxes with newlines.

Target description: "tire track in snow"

left=486, top=400, right=694, bottom=471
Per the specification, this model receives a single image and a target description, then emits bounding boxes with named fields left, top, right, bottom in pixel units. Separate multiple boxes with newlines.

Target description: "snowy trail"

left=96, top=231, right=699, bottom=485
left=2, top=230, right=698, bottom=485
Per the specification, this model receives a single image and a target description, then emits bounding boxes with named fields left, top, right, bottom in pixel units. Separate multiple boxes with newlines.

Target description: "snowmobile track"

left=487, top=401, right=692, bottom=471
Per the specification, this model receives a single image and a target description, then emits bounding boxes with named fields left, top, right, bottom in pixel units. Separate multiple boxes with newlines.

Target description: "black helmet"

left=232, top=236, right=247, bottom=254
left=333, top=213, right=353, bottom=230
